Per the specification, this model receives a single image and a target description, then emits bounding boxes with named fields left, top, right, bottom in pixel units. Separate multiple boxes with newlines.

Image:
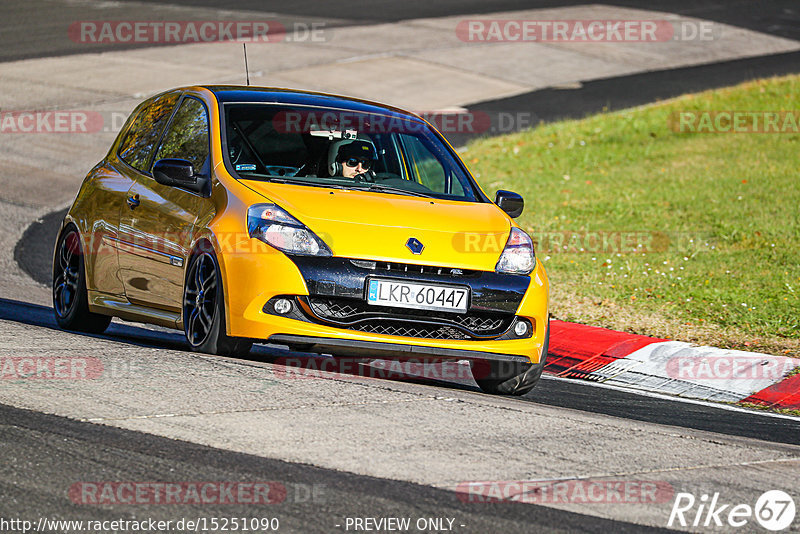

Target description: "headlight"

left=247, top=204, right=332, bottom=256
left=495, top=227, right=535, bottom=274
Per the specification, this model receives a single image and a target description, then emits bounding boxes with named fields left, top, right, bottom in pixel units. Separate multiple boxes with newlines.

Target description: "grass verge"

left=465, top=74, right=800, bottom=356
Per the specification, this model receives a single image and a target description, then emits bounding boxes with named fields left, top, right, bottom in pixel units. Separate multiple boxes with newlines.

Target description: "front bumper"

left=218, top=246, right=549, bottom=364
left=268, top=334, right=531, bottom=364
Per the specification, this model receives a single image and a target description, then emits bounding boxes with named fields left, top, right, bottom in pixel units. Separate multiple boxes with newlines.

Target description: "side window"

left=399, top=134, right=465, bottom=196
left=118, top=92, right=180, bottom=172
left=153, top=98, right=210, bottom=175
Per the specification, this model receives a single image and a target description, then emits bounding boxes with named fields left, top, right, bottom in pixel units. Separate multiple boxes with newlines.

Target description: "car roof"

left=198, top=85, right=422, bottom=120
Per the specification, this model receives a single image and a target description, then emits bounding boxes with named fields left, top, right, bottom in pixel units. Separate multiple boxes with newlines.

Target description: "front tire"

left=52, top=226, right=111, bottom=334
left=183, top=248, right=252, bottom=357
left=472, top=320, right=549, bottom=395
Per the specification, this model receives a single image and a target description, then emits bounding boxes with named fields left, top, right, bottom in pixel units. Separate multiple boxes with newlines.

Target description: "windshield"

left=222, top=104, right=481, bottom=201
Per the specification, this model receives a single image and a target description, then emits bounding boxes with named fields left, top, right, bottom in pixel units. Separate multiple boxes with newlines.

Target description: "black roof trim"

left=201, top=85, right=420, bottom=119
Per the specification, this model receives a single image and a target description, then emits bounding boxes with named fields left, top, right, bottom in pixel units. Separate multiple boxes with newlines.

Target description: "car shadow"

left=0, top=296, right=481, bottom=393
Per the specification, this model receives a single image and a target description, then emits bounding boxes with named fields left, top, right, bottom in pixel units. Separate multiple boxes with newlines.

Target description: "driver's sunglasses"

left=344, top=158, right=373, bottom=169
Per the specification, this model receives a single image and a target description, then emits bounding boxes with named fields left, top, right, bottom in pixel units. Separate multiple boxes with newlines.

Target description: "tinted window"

left=118, top=92, right=179, bottom=172
left=398, top=133, right=465, bottom=196
left=154, top=98, right=210, bottom=174
left=224, top=104, right=480, bottom=202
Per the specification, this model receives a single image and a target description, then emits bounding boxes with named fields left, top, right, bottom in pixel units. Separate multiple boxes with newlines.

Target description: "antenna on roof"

left=243, top=43, right=250, bottom=86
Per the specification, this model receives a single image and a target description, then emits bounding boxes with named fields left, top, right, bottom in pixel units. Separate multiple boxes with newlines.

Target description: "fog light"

left=274, top=298, right=293, bottom=314
left=514, top=320, right=529, bottom=337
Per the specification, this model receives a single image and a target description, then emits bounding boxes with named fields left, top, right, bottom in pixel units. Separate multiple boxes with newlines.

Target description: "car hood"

left=242, top=181, right=512, bottom=270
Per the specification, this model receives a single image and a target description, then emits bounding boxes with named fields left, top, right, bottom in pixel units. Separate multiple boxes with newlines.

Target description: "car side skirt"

left=87, top=292, right=181, bottom=329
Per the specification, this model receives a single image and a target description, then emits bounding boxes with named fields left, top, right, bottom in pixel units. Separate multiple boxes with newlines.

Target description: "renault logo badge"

left=406, top=238, right=424, bottom=255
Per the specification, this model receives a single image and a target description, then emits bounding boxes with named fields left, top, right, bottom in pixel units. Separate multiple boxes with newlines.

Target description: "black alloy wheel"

left=183, top=249, right=252, bottom=356
left=52, top=226, right=111, bottom=333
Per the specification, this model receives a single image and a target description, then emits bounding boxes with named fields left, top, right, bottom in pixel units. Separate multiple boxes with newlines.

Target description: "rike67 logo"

left=668, top=490, right=796, bottom=531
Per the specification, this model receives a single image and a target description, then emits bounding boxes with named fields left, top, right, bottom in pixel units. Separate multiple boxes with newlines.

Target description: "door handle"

left=126, top=194, right=140, bottom=209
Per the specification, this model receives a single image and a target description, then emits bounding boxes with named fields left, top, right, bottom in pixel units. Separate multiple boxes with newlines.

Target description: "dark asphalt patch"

left=0, top=402, right=671, bottom=533
left=444, top=50, right=800, bottom=147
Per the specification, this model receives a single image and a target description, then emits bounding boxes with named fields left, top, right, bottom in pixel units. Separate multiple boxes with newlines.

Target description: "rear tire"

left=183, top=247, right=252, bottom=357
left=472, top=320, right=549, bottom=395
left=52, top=226, right=112, bottom=334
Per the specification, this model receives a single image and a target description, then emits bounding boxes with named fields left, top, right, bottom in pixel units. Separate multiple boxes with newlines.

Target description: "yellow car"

left=52, top=85, right=549, bottom=395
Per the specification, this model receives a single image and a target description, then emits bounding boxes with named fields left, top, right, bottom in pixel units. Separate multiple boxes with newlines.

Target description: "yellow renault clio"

left=53, top=86, right=549, bottom=395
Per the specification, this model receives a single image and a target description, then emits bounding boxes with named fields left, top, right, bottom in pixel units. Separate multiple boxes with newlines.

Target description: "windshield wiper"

left=239, top=175, right=434, bottom=197
left=239, top=175, right=354, bottom=191
left=361, top=184, right=434, bottom=198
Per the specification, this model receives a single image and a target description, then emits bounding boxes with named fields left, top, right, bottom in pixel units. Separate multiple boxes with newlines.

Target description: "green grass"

left=464, top=75, right=800, bottom=351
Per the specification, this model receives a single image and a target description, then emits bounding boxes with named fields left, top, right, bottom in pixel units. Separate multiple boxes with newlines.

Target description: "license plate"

left=366, top=279, right=469, bottom=313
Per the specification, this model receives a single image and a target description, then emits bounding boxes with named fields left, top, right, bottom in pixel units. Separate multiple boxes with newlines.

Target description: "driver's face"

left=342, top=160, right=368, bottom=178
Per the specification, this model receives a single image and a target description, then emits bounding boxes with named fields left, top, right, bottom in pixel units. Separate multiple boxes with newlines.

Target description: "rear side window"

left=153, top=97, right=210, bottom=175
left=118, top=92, right=180, bottom=172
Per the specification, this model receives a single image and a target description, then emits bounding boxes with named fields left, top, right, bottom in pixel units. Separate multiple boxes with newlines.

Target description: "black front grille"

left=351, top=322, right=470, bottom=340
left=302, top=296, right=513, bottom=340
left=310, top=298, right=360, bottom=320
left=452, top=314, right=508, bottom=332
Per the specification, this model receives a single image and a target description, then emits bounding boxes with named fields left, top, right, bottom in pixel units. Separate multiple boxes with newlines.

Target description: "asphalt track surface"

left=1, top=0, right=798, bottom=63
left=3, top=296, right=799, bottom=447
left=126, top=0, right=800, bottom=42
left=1, top=402, right=672, bottom=534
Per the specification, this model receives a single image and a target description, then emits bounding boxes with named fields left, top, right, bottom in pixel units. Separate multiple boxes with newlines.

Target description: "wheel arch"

left=184, top=232, right=233, bottom=334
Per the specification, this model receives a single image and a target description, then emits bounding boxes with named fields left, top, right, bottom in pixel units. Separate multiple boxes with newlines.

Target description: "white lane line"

left=432, top=456, right=800, bottom=490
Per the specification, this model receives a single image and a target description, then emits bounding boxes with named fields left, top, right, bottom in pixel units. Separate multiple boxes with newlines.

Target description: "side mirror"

left=153, top=158, right=209, bottom=196
left=495, top=190, right=524, bottom=218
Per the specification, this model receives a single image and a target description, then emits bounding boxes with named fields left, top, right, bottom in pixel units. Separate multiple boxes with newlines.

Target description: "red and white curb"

left=547, top=320, right=800, bottom=411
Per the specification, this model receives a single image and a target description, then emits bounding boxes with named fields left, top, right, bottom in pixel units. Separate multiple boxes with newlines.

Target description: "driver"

left=334, top=140, right=377, bottom=178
